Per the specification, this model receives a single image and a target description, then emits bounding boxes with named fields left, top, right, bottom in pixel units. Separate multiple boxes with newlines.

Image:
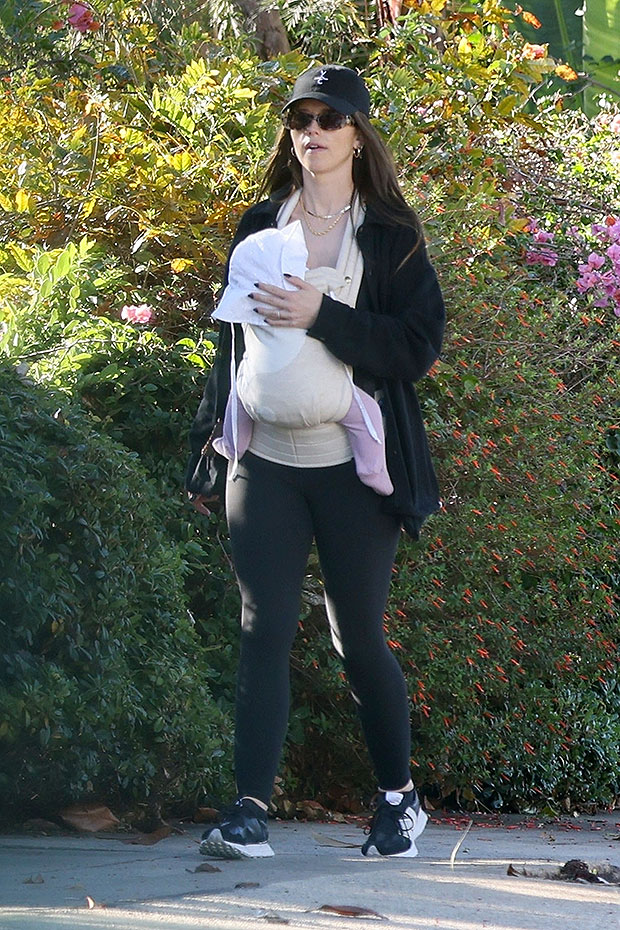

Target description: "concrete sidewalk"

left=0, top=813, right=618, bottom=929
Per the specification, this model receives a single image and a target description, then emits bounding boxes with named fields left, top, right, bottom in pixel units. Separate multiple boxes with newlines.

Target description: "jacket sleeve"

left=306, top=224, right=445, bottom=383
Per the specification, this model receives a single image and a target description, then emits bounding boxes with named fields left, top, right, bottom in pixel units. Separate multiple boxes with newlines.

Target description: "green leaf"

left=7, top=244, right=33, bottom=272
left=39, top=278, right=53, bottom=299
left=97, top=364, right=120, bottom=381
left=36, top=253, right=52, bottom=275
left=498, top=95, right=520, bottom=116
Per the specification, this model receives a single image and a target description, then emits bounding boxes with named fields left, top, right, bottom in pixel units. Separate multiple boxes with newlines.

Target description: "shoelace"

left=364, top=801, right=415, bottom=838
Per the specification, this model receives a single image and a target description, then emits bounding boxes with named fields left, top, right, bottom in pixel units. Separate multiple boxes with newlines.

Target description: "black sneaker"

left=361, top=789, right=428, bottom=858
left=200, top=798, right=274, bottom=859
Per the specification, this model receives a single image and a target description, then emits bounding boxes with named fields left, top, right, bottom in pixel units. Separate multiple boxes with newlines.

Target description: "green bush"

left=283, top=107, right=620, bottom=813
left=0, top=1, right=618, bottom=816
left=0, top=364, right=234, bottom=819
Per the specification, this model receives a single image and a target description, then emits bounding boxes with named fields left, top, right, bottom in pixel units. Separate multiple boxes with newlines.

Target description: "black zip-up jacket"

left=186, top=194, right=445, bottom=539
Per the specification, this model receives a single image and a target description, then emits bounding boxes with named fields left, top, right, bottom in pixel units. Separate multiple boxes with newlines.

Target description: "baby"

left=211, top=222, right=393, bottom=496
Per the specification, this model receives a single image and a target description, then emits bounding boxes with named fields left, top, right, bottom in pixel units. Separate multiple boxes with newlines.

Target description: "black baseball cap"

left=283, top=65, right=371, bottom=117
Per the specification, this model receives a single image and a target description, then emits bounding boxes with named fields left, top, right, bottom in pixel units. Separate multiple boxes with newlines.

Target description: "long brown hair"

left=259, top=112, right=422, bottom=242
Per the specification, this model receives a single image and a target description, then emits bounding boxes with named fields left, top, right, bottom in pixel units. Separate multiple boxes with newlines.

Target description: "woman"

left=186, top=65, right=445, bottom=860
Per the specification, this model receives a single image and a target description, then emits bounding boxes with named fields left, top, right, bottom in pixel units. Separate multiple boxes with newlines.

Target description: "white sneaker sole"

left=363, top=808, right=428, bottom=858
left=200, top=829, right=274, bottom=860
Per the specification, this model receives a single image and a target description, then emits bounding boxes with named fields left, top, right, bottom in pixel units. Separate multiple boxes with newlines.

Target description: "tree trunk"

left=378, top=0, right=403, bottom=29
left=231, top=0, right=290, bottom=58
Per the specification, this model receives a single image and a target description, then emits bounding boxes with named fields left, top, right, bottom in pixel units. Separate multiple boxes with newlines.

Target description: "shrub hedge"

left=0, top=1, right=618, bottom=817
left=0, top=365, right=234, bottom=820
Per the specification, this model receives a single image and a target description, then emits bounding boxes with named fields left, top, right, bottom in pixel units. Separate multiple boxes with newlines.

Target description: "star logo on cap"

left=313, top=69, right=328, bottom=86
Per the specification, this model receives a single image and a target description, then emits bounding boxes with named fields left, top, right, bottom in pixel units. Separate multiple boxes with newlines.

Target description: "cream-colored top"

left=245, top=191, right=366, bottom=468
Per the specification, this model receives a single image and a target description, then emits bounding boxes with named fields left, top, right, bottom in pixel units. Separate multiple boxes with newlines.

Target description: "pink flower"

left=607, top=219, right=620, bottom=242
left=607, top=243, right=620, bottom=263
left=533, top=230, right=554, bottom=244
left=610, top=115, right=620, bottom=134
left=526, top=249, right=559, bottom=267
left=67, top=3, right=100, bottom=32
left=585, top=252, right=606, bottom=270
left=601, top=271, right=617, bottom=293
left=576, top=272, right=600, bottom=292
left=591, top=218, right=620, bottom=244
left=121, top=304, right=154, bottom=324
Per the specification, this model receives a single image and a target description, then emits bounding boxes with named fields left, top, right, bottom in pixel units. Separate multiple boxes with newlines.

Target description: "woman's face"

left=288, top=99, right=362, bottom=180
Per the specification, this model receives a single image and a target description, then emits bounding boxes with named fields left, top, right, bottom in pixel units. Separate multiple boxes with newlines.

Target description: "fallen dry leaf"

left=296, top=799, right=326, bottom=821
left=187, top=862, right=222, bottom=873
left=317, top=904, right=385, bottom=919
left=193, top=807, right=219, bottom=823
left=312, top=832, right=360, bottom=848
left=23, top=874, right=44, bottom=884
left=124, top=825, right=173, bottom=845
left=273, top=798, right=296, bottom=818
left=60, top=803, right=120, bottom=833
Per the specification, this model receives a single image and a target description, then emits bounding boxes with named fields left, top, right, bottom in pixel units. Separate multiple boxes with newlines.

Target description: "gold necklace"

left=301, top=197, right=352, bottom=220
left=301, top=199, right=348, bottom=237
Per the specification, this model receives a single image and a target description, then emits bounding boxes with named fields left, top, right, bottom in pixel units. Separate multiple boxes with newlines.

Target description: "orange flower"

left=521, top=10, right=542, bottom=28
left=556, top=64, right=579, bottom=82
left=522, top=42, right=546, bottom=60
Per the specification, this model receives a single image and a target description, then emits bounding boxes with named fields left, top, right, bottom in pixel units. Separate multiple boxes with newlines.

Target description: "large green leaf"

left=583, top=0, right=620, bottom=111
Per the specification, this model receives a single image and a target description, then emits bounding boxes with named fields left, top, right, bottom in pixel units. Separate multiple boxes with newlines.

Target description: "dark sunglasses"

left=282, top=108, right=355, bottom=132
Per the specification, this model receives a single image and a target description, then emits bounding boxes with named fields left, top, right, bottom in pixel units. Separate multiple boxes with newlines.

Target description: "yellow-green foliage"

left=0, top=1, right=618, bottom=815
left=0, top=54, right=303, bottom=327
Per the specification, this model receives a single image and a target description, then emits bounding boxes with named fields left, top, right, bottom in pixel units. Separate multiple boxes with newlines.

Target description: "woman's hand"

left=189, top=493, right=218, bottom=516
left=251, top=276, right=322, bottom=329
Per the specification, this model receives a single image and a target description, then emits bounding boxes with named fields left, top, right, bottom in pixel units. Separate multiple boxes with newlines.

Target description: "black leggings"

left=226, top=451, right=411, bottom=804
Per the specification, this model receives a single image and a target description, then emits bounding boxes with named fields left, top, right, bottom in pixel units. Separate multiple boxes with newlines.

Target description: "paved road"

left=0, top=813, right=618, bottom=929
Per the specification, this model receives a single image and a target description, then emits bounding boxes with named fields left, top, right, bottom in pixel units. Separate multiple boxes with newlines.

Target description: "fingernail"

left=283, top=273, right=291, bottom=278
left=253, top=282, right=260, bottom=288
left=247, top=292, right=254, bottom=298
